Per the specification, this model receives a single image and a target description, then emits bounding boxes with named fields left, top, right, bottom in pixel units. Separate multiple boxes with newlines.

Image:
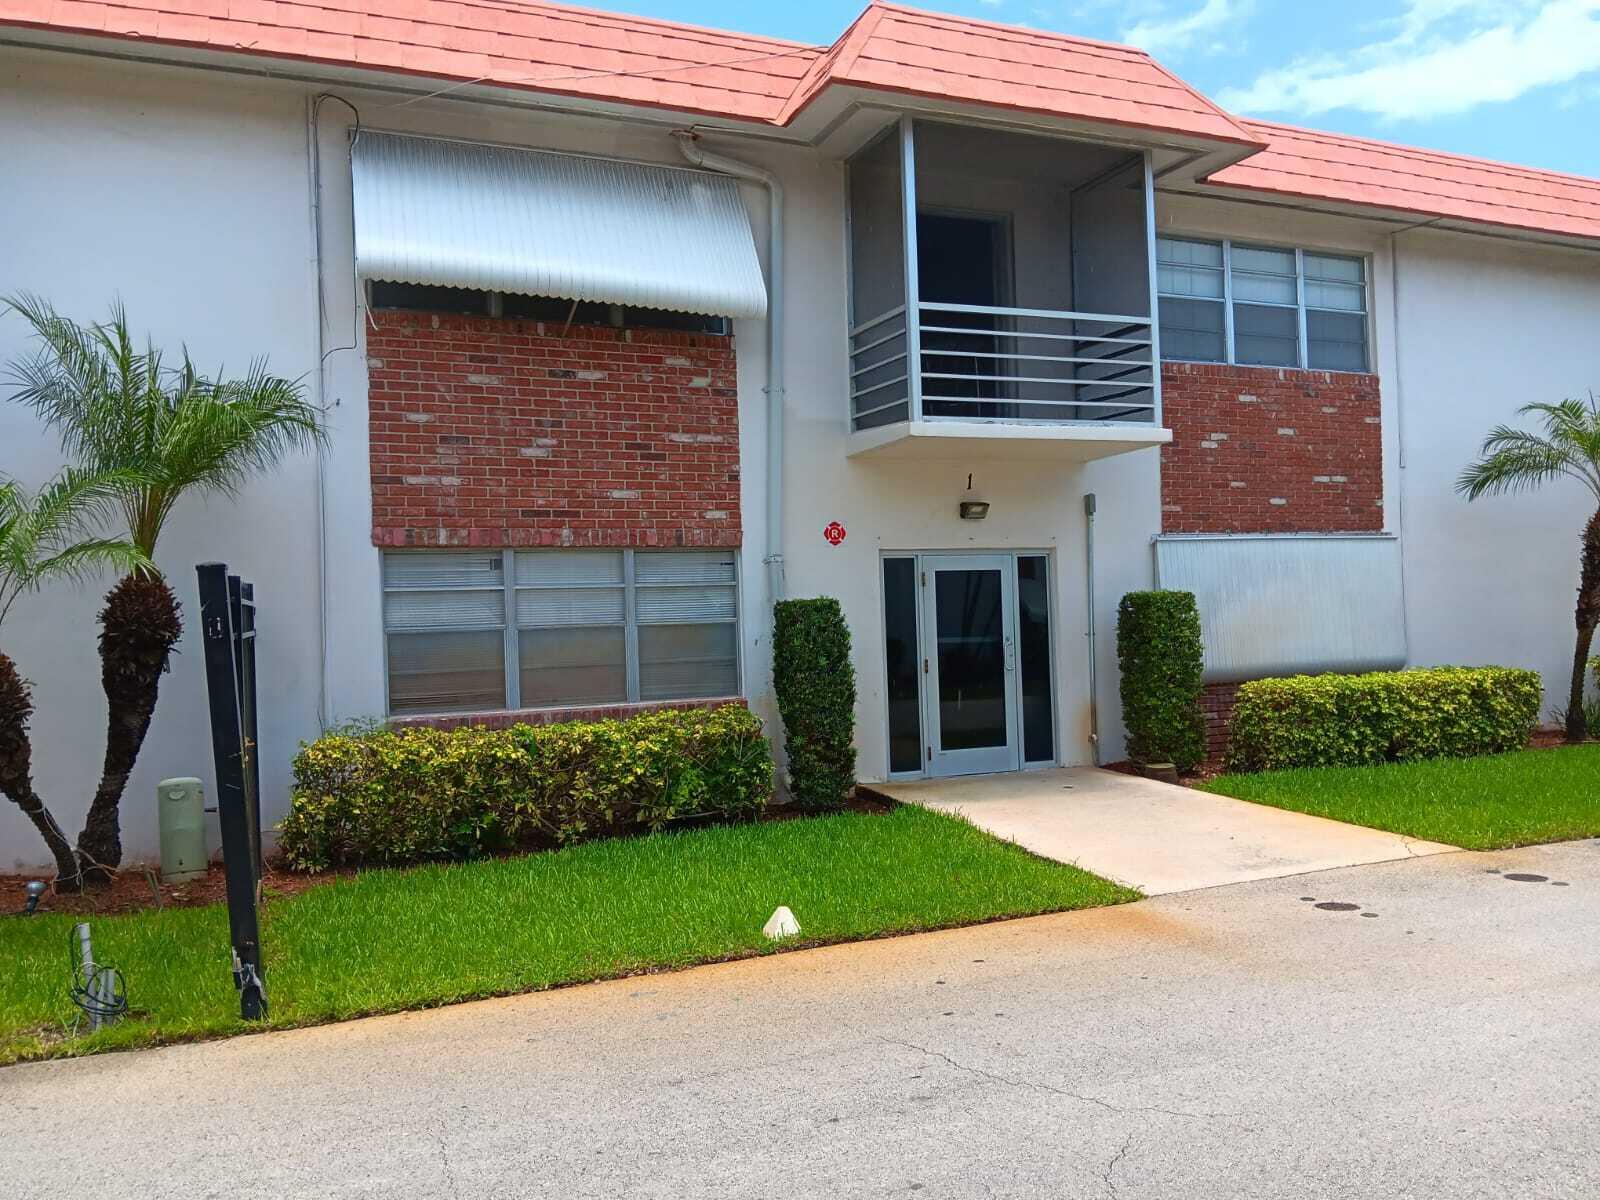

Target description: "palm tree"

left=0, top=469, right=150, bottom=886
left=1458, top=397, right=1600, bottom=743
left=4, top=295, right=325, bottom=878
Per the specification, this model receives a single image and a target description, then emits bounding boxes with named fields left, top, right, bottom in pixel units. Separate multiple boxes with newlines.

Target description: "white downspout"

left=672, top=130, right=787, bottom=619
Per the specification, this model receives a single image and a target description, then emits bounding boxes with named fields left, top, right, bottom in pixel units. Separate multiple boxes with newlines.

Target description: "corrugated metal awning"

left=351, top=133, right=767, bottom=319
left=1154, top=534, right=1407, bottom=683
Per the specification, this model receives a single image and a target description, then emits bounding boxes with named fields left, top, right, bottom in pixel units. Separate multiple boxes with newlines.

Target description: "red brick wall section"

left=368, top=311, right=740, bottom=548
left=1160, top=362, right=1382, bottom=534
left=1200, top=681, right=1241, bottom=763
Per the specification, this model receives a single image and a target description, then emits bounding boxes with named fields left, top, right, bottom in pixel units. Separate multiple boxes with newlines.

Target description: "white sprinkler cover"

left=763, top=906, right=801, bottom=940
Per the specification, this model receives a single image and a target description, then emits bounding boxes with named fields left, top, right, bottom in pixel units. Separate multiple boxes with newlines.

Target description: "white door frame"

left=919, top=553, right=1021, bottom=778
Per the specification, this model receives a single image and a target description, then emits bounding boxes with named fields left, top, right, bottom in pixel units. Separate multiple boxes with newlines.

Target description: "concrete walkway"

left=869, top=767, right=1456, bottom=893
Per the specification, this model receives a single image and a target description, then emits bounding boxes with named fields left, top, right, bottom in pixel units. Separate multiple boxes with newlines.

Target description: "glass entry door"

left=920, top=554, right=1020, bottom=777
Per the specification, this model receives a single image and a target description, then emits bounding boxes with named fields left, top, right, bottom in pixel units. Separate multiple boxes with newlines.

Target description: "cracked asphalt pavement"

left=6, top=840, right=1599, bottom=1198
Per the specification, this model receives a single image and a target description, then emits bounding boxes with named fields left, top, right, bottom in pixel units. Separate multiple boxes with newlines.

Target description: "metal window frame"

left=1155, top=234, right=1372, bottom=374
left=381, top=548, right=741, bottom=716
left=1227, top=240, right=1302, bottom=369
left=1155, top=234, right=1227, bottom=365
left=1301, top=251, right=1372, bottom=372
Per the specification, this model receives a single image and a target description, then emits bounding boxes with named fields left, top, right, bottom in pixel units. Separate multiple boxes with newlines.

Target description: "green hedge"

left=279, top=704, right=773, bottom=871
left=1226, top=667, right=1543, bottom=773
left=1116, top=590, right=1206, bottom=773
left=773, top=597, right=856, bottom=810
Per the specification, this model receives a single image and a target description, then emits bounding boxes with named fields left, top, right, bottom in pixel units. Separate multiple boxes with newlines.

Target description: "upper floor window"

left=382, top=549, right=740, bottom=715
left=1156, top=237, right=1369, bottom=373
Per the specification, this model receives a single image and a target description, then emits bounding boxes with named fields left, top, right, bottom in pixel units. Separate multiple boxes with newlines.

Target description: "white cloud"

left=1218, top=0, right=1600, bottom=121
left=1121, top=0, right=1245, bottom=56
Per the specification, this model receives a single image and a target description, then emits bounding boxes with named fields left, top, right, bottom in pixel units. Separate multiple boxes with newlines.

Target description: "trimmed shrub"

left=279, top=703, right=772, bottom=871
left=1117, top=590, right=1206, bottom=773
left=773, top=597, right=856, bottom=810
left=1226, top=667, right=1543, bottom=773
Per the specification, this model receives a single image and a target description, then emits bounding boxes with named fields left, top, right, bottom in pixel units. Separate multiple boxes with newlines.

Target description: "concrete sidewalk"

left=868, top=767, right=1456, bottom=893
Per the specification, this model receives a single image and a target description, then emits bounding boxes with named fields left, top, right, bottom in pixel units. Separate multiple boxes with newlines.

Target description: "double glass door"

left=883, top=553, right=1055, bottom=778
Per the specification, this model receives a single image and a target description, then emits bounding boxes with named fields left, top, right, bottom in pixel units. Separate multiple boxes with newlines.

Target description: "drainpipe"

left=1084, top=492, right=1100, bottom=766
left=672, top=131, right=786, bottom=616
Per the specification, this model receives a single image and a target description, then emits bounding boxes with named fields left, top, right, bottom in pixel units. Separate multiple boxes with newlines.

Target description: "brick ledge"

left=390, top=695, right=745, bottom=731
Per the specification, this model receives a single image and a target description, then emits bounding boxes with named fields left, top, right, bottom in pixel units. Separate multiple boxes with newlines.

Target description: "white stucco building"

left=2, top=0, right=1596, bottom=868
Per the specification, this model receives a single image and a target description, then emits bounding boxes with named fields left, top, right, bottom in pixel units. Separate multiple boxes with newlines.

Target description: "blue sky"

left=596, top=0, right=1600, bottom=176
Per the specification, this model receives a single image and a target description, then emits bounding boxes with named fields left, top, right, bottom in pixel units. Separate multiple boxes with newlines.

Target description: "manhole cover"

left=1314, top=901, right=1360, bottom=911
left=1504, top=873, right=1548, bottom=883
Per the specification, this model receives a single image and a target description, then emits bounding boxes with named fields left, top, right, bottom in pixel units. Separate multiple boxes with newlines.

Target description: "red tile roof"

left=780, top=3, right=1255, bottom=145
left=1207, top=120, right=1600, bottom=243
left=0, top=0, right=823, bottom=121
left=0, top=0, right=1253, bottom=142
left=3, top=0, right=1598, bottom=242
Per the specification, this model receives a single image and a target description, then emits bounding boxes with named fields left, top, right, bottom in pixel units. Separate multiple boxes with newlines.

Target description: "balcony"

left=845, top=118, right=1172, bottom=462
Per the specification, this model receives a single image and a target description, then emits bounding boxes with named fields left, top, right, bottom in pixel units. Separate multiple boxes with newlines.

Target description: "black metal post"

left=198, top=562, right=267, bottom=1020
left=230, top=577, right=263, bottom=882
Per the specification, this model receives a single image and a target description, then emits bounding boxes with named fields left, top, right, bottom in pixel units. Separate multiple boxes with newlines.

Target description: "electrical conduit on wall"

left=672, top=131, right=787, bottom=685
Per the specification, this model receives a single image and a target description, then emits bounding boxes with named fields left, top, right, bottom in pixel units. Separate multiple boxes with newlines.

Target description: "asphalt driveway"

left=6, top=840, right=1598, bottom=1198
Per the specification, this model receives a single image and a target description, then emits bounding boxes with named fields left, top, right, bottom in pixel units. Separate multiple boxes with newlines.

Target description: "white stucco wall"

left=0, top=48, right=323, bottom=868
left=1391, top=228, right=1600, bottom=710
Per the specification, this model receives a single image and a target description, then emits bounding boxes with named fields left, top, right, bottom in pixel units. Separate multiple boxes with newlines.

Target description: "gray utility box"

left=158, top=777, right=208, bottom=883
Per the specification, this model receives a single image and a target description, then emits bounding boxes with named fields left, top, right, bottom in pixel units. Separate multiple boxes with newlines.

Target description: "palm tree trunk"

left=75, top=574, right=183, bottom=880
left=0, top=650, right=81, bottom=889
left=1566, top=508, right=1600, bottom=743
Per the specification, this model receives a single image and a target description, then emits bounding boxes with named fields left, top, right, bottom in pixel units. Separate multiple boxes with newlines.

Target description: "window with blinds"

left=383, top=549, right=739, bottom=715
left=1156, top=236, right=1369, bottom=372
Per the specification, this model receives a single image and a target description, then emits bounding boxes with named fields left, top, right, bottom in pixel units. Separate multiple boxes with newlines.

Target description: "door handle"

left=1004, top=635, right=1015, bottom=673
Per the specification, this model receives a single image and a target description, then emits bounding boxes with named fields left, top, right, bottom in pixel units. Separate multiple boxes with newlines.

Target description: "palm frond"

left=31, top=538, right=152, bottom=588
left=1459, top=401, right=1600, bottom=502
left=4, top=295, right=328, bottom=556
left=0, top=468, right=153, bottom=628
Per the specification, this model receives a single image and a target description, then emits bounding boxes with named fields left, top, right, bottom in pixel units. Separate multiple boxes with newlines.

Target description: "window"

left=367, top=281, right=729, bottom=335
left=1156, top=237, right=1369, bottom=372
left=383, top=549, right=739, bottom=715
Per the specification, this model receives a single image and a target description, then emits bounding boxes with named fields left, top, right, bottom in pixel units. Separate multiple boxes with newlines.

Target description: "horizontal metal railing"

left=850, top=301, right=1158, bottom=433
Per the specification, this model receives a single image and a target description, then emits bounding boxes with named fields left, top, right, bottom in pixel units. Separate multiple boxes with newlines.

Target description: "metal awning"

left=351, top=133, right=767, bottom=319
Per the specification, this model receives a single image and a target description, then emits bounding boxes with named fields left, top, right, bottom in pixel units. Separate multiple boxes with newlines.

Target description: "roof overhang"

left=1163, top=177, right=1600, bottom=255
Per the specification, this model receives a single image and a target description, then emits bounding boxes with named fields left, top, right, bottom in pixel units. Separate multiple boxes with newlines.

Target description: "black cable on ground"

left=67, top=927, right=128, bottom=1029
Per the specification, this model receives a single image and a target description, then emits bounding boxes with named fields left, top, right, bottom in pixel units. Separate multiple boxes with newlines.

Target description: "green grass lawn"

left=1202, top=743, right=1600, bottom=851
left=0, top=805, right=1135, bottom=1065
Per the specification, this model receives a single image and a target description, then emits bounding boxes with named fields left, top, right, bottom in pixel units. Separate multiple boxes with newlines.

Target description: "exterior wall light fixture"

left=959, top=500, right=990, bottom=521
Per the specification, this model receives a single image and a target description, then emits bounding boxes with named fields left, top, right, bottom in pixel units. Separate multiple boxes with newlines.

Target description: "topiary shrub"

left=1116, top=590, right=1206, bottom=773
left=1226, top=666, right=1543, bottom=773
left=278, top=703, right=772, bottom=871
left=773, top=597, right=856, bottom=810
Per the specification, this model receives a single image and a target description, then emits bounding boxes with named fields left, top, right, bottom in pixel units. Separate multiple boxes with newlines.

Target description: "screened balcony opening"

left=917, top=210, right=1009, bottom=416
left=848, top=119, right=1163, bottom=446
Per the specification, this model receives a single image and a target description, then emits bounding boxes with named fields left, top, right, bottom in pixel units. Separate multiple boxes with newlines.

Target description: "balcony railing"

left=851, top=302, right=1158, bottom=433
